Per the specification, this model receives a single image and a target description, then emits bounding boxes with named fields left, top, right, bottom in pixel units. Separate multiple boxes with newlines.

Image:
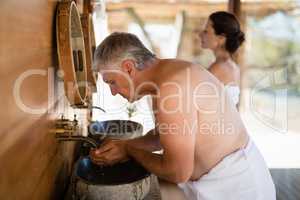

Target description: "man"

left=90, top=32, right=276, bottom=200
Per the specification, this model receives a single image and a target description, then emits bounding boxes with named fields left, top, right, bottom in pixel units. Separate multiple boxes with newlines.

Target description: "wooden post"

left=228, top=0, right=242, bottom=64
left=174, top=11, right=186, bottom=58
left=228, top=0, right=246, bottom=110
left=126, top=8, right=156, bottom=52
left=228, top=0, right=241, bottom=18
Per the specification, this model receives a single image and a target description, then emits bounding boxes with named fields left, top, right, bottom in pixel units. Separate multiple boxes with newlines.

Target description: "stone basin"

left=88, top=120, right=143, bottom=140
left=72, top=120, right=150, bottom=200
left=75, top=157, right=150, bottom=185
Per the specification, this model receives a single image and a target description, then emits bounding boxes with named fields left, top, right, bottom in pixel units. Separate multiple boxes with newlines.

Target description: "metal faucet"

left=56, top=135, right=99, bottom=148
left=54, top=114, right=99, bottom=148
left=52, top=114, right=78, bottom=133
left=71, top=103, right=106, bottom=113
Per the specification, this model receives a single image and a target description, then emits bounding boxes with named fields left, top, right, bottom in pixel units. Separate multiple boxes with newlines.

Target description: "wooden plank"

left=175, top=11, right=186, bottom=58
left=126, top=8, right=155, bottom=51
left=0, top=0, right=86, bottom=199
left=31, top=143, right=76, bottom=200
left=228, top=0, right=246, bottom=110
left=228, top=0, right=241, bottom=18
left=106, top=1, right=298, bottom=19
left=270, top=169, right=300, bottom=200
left=107, top=2, right=225, bottom=19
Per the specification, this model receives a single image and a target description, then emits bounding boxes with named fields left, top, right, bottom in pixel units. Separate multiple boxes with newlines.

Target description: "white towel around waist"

left=178, top=139, right=276, bottom=200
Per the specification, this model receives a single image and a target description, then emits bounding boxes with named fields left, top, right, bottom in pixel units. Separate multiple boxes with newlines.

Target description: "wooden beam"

left=175, top=11, right=186, bottom=58
left=83, top=0, right=94, bottom=14
left=228, top=0, right=245, bottom=110
left=107, top=2, right=225, bottom=19
left=228, top=0, right=241, bottom=18
left=125, top=7, right=156, bottom=51
left=106, top=1, right=298, bottom=19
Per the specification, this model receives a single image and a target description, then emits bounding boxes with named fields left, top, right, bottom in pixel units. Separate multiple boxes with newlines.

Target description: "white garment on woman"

left=225, top=85, right=240, bottom=105
left=178, top=139, right=276, bottom=200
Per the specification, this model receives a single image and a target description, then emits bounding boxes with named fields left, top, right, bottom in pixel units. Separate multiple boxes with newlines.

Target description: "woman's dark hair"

left=209, top=11, right=245, bottom=54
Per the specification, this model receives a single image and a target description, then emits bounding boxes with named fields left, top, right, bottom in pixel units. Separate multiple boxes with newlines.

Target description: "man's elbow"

left=169, top=168, right=193, bottom=184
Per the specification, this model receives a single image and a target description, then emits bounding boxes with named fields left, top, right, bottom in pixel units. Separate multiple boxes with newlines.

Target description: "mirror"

left=56, top=1, right=88, bottom=107
left=81, top=13, right=97, bottom=93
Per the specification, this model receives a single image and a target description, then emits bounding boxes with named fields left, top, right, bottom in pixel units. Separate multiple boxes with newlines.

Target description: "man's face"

left=99, top=60, right=139, bottom=102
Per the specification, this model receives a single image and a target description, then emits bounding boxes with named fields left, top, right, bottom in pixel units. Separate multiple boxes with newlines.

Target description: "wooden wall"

left=0, top=0, right=86, bottom=199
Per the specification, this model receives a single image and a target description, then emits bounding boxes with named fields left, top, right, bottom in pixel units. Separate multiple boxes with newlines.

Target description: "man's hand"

left=89, top=138, right=130, bottom=166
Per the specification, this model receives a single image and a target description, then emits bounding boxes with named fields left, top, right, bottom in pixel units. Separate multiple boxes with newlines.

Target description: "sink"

left=75, top=157, right=150, bottom=185
left=57, top=120, right=150, bottom=198
left=72, top=120, right=151, bottom=200
left=77, top=120, right=147, bottom=184
left=74, top=157, right=151, bottom=199
left=73, top=120, right=143, bottom=157
left=88, top=120, right=143, bottom=140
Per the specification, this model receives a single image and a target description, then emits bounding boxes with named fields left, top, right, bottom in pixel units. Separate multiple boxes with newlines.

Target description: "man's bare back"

left=152, top=59, right=248, bottom=180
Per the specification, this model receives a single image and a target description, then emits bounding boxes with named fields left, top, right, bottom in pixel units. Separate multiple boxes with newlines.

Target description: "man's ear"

left=121, top=59, right=137, bottom=77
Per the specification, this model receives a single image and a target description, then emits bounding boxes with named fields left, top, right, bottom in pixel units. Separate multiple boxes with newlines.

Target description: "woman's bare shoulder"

left=208, top=62, right=223, bottom=75
left=210, top=60, right=239, bottom=73
left=208, top=60, right=240, bottom=84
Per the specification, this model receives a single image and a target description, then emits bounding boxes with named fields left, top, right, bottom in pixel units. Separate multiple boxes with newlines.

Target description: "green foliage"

left=245, top=15, right=300, bottom=94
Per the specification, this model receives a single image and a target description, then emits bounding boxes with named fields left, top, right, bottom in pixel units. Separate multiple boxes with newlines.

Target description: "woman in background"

left=197, top=11, right=245, bottom=106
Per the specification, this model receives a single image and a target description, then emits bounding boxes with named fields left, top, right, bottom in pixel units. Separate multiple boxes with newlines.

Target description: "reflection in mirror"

left=73, top=50, right=79, bottom=71
left=70, top=3, right=87, bottom=102
left=81, top=13, right=98, bottom=93
left=78, top=50, right=83, bottom=71
left=56, top=1, right=88, bottom=106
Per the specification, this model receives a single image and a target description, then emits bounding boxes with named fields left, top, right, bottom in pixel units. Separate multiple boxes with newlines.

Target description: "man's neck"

left=135, top=58, right=161, bottom=96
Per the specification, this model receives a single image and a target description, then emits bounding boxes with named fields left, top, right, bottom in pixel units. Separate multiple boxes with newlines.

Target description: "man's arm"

left=126, top=128, right=162, bottom=152
left=90, top=98, right=161, bottom=164
left=90, top=128, right=162, bottom=165
left=126, top=96, right=162, bottom=152
left=91, top=81, right=196, bottom=183
left=126, top=85, right=196, bottom=184
left=126, top=119, right=196, bottom=183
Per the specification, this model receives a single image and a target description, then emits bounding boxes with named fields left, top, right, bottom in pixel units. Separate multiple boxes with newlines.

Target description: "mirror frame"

left=56, top=1, right=88, bottom=107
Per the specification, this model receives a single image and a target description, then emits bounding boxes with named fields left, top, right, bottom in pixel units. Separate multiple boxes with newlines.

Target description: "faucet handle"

left=72, top=114, right=78, bottom=127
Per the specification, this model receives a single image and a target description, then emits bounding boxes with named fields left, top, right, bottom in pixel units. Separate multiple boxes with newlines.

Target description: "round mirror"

left=81, top=13, right=97, bottom=93
left=56, top=1, right=88, bottom=107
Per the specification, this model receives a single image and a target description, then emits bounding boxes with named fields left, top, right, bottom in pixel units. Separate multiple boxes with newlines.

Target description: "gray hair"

left=93, top=32, right=156, bottom=70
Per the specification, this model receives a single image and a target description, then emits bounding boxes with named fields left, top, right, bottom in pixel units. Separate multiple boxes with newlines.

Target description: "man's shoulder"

left=163, top=58, right=203, bottom=68
left=163, top=59, right=207, bottom=77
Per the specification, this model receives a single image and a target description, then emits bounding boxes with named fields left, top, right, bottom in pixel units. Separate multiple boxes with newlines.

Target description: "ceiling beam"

left=125, top=7, right=156, bottom=51
left=106, top=1, right=298, bottom=19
